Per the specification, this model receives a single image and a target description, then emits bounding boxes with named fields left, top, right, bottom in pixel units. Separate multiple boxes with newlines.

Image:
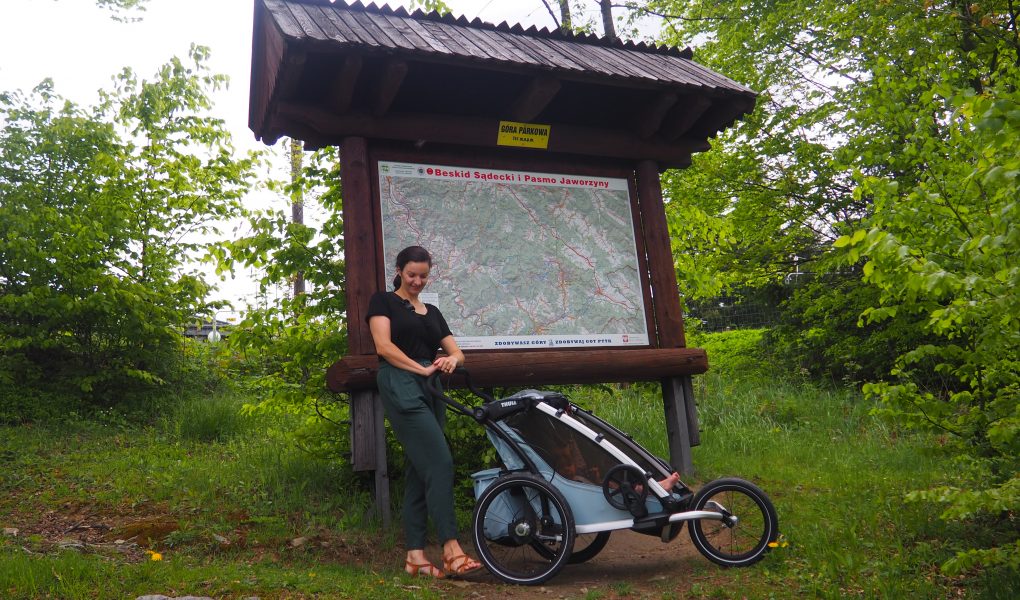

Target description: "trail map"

left=378, top=161, right=650, bottom=349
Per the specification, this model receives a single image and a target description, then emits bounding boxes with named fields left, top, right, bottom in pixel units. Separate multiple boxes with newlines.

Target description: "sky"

left=0, top=0, right=660, bottom=314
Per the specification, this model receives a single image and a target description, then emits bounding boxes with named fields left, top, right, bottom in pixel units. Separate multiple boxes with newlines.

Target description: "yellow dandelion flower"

left=145, top=550, right=164, bottom=561
left=768, top=535, right=789, bottom=549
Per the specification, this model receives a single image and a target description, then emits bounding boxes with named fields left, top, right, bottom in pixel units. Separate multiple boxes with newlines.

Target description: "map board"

left=378, top=160, right=650, bottom=350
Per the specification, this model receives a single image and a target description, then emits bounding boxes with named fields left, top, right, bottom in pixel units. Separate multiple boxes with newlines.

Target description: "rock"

left=2, top=527, right=17, bottom=537
left=290, top=536, right=308, bottom=548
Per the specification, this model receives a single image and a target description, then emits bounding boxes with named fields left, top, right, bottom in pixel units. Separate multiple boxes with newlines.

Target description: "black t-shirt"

left=365, top=291, right=453, bottom=363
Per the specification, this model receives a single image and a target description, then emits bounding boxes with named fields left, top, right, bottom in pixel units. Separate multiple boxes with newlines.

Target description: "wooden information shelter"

left=249, top=0, right=756, bottom=522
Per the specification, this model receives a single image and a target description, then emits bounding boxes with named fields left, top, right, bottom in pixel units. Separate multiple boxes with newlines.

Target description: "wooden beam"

left=275, top=103, right=704, bottom=168
left=373, top=59, right=408, bottom=117
left=510, top=76, right=562, bottom=122
left=638, top=91, right=679, bottom=139
left=338, top=137, right=379, bottom=355
left=636, top=160, right=686, bottom=348
left=326, top=348, right=709, bottom=392
left=327, top=54, right=363, bottom=114
left=660, top=95, right=712, bottom=141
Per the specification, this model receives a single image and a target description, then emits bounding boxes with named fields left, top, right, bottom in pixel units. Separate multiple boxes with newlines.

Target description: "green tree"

left=839, top=82, right=1020, bottom=575
left=210, top=144, right=349, bottom=456
left=635, top=0, right=1020, bottom=573
left=0, top=46, right=256, bottom=418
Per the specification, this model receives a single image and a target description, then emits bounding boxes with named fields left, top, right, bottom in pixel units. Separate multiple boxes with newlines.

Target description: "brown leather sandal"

left=443, top=553, right=483, bottom=577
left=405, top=558, right=445, bottom=579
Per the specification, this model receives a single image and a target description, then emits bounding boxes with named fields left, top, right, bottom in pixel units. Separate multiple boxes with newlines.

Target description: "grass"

left=575, top=330, right=1018, bottom=599
left=1, top=329, right=1017, bottom=598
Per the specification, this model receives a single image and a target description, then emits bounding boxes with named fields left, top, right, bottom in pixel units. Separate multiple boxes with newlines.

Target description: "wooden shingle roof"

left=249, top=0, right=756, bottom=167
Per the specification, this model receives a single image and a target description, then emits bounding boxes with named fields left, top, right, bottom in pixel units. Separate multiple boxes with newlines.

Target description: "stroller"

left=426, top=368, right=779, bottom=585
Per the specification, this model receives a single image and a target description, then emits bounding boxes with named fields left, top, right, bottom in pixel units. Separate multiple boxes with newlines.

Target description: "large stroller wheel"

left=688, top=477, right=778, bottom=567
left=472, top=473, right=575, bottom=585
left=568, top=531, right=611, bottom=564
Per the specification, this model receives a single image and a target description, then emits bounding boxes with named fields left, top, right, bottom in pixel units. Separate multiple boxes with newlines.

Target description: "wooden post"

left=339, top=136, right=378, bottom=356
left=635, top=160, right=685, bottom=349
left=661, top=376, right=694, bottom=476
left=682, top=374, right=700, bottom=447
left=636, top=160, right=698, bottom=475
left=373, top=392, right=391, bottom=528
left=349, top=391, right=391, bottom=526
left=340, top=136, right=390, bottom=525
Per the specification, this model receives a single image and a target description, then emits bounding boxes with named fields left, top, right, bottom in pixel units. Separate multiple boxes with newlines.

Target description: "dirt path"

left=428, top=529, right=709, bottom=599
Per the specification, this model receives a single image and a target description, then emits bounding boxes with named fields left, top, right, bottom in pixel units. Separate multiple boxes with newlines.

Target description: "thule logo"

left=500, top=401, right=517, bottom=408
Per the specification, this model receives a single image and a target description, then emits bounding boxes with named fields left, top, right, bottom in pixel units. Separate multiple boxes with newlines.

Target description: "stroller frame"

left=427, top=369, right=779, bottom=585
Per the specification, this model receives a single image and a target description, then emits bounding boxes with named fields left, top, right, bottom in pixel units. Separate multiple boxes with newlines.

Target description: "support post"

left=350, top=390, right=391, bottom=527
left=682, top=374, right=700, bottom=447
left=373, top=392, right=391, bottom=528
left=661, top=376, right=694, bottom=476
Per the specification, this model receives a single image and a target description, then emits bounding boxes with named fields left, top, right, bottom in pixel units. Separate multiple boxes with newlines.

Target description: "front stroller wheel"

left=472, top=473, right=575, bottom=585
left=689, top=477, right=779, bottom=567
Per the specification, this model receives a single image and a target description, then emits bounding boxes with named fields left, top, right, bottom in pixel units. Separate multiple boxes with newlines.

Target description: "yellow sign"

left=497, top=120, right=551, bottom=149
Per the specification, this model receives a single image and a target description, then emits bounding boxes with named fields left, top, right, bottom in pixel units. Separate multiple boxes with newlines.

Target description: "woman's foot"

left=443, top=553, right=482, bottom=577
left=405, top=550, right=444, bottom=578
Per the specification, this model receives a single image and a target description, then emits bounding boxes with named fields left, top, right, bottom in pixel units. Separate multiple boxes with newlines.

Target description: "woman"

left=366, top=245, right=482, bottom=579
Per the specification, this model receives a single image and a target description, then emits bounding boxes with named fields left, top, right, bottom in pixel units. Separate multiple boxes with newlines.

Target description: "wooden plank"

left=249, top=7, right=286, bottom=137
left=276, top=103, right=703, bottom=168
left=380, top=13, right=435, bottom=53
left=373, top=59, right=408, bottom=117
left=327, top=54, right=363, bottom=114
left=326, top=348, right=709, bottom=392
left=486, top=29, right=545, bottom=66
left=660, top=95, right=713, bottom=141
left=338, top=137, right=378, bottom=355
left=638, top=91, right=679, bottom=139
left=334, top=9, right=381, bottom=48
left=510, top=76, right=561, bottom=122
left=317, top=3, right=361, bottom=43
left=420, top=20, right=474, bottom=59
left=354, top=10, right=415, bottom=51
left=636, top=160, right=686, bottom=348
left=263, top=0, right=306, bottom=39
left=507, top=32, right=571, bottom=70
left=400, top=14, right=456, bottom=55
left=439, top=20, right=492, bottom=60
left=457, top=24, right=522, bottom=64
left=284, top=1, right=329, bottom=41
left=306, top=5, right=347, bottom=42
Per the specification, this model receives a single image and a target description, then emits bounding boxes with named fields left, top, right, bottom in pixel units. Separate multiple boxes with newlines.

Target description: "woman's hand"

left=432, top=355, right=459, bottom=374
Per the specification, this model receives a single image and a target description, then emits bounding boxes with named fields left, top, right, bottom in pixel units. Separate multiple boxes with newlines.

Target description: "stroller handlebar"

left=425, top=367, right=493, bottom=422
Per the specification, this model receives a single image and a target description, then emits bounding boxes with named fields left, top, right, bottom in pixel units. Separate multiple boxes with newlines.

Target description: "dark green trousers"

left=376, top=361, right=458, bottom=549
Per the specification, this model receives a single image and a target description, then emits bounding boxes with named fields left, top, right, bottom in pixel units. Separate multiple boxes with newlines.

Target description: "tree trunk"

left=289, top=137, right=305, bottom=297
left=600, top=0, right=616, bottom=41
left=559, top=0, right=571, bottom=32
